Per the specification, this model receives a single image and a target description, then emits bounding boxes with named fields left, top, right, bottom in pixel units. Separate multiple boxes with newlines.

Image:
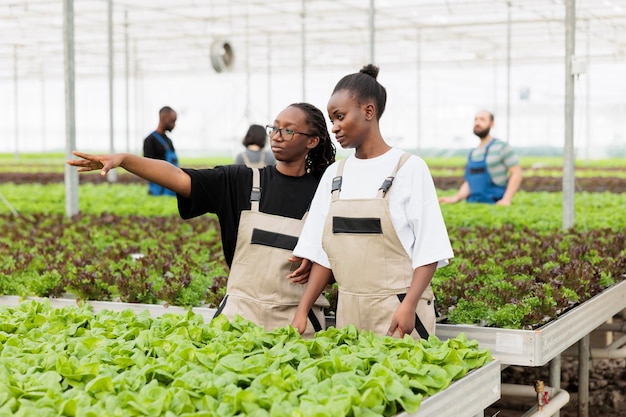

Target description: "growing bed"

left=0, top=297, right=499, bottom=417
left=436, top=278, right=626, bottom=366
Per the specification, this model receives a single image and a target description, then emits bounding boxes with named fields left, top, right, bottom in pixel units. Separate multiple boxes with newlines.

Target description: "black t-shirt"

left=177, top=164, right=320, bottom=267
left=144, top=132, right=176, bottom=160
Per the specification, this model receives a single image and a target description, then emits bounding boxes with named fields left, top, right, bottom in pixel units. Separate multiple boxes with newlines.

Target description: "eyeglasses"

left=265, top=125, right=315, bottom=141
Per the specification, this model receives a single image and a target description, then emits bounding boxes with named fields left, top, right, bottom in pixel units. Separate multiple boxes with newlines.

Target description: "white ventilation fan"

left=210, top=40, right=235, bottom=73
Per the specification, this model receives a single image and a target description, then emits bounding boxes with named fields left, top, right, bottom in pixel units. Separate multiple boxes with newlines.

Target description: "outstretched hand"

left=66, top=151, right=123, bottom=176
left=438, top=195, right=458, bottom=204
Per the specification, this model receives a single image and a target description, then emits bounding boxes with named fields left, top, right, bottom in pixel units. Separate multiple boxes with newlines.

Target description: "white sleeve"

left=293, top=164, right=337, bottom=268
left=406, top=158, right=454, bottom=269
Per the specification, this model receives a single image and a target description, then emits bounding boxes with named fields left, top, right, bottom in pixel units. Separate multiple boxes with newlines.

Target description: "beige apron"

left=321, top=153, right=435, bottom=339
left=215, top=168, right=328, bottom=337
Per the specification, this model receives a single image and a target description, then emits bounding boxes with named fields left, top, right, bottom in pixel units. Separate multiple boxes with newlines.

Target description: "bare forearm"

left=124, top=154, right=191, bottom=198
left=456, top=181, right=471, bottom=201
left=67, top=151, right=192, bottom=198
left=504, top=171, right=522, bottom=198
left=401, top=262, right=437, bottom=310
left=440, top=181, right=470, bottom=203
left=499, top=165, right=522, bottom=204
left=295, top=263, right=332, bottom=314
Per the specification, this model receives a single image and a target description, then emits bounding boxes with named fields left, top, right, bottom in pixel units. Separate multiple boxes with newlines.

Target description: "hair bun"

left=359, top=64, right=379, bottom=79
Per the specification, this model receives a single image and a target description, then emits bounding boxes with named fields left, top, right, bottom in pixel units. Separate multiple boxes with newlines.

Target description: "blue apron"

left=464, top=139, right=505, bottom=203
left=148, top=132, right=179, bottom=196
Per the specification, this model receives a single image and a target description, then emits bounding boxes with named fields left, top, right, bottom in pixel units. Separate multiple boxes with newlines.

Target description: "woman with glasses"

left=67, top=102, right=336, bottom=337
left=291, top=65, right=454, bottom=339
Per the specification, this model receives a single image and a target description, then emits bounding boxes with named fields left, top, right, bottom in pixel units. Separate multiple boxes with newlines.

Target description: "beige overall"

left=215, top=168, right=328, bottom=337
left=321, top=153, right=436, bottom=339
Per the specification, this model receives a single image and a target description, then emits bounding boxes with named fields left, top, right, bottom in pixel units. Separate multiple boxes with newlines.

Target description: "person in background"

left=68, top=102, right=336, bottom=338
left=439, top=110, right=522, bottom=205
left=235, top=124, right=276, bottom=168
left=143, top=106, right=179, bottom=196
left=291, top=64, right=453, bottom=340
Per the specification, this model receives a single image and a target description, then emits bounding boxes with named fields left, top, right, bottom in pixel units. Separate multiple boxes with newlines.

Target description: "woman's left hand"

left=286, top=257, right=311, bottom=284
left=386, top=303, right=415, bottom=337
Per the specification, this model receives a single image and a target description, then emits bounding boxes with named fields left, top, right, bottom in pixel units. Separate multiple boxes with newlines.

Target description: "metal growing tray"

left=0, top=296, right=219, bottom=322
left=436, top=279, right=626, bottom=366
left=398, top=359, right=501, bottom=417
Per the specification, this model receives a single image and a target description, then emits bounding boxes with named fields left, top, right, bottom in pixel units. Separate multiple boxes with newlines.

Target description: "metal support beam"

left=579, top=334, right=590, bottom=417
left=125, top=10, right=130, bottom=153
left=562, top=0, right=576, bottom=229
left=549, top=355, right=561, bottom=417
left=506, top=1, right=511, bottom=143
left=107, top=0, right=117, bottom=182
left=40, top=65, right=47, bottom=151
left=300, top=0, right=306, bottom=100
left=369, top=0, right=375, bottom=64
left=13, top=45, right=19, bottom=160
left=63, top=0, right=79, bottom=218
left=267, top=34, right=272, bottom=123
left=416, top=28, right=422, bottom=151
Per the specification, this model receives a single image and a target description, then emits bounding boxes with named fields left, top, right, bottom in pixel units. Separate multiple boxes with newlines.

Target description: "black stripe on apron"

left=213, top=294, right=229, bottom=319
left=332, top=217, right=383, bottom=234
left=250, top=228, right=298, bottom=251
left=307, top=308, right=323, bottom=332
left=397, top=293, right=430, bottom=339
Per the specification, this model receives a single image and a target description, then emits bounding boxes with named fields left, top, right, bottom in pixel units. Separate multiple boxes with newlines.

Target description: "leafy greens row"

left=0, top=300, right=492, bottom=417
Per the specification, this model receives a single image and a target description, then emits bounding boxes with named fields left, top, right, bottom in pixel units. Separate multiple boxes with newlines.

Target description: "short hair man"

left=439, top=110, right=522, bottom=205
left=143, top=106, right=179, bottom=196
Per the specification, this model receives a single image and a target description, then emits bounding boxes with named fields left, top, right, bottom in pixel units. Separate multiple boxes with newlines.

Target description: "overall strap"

left=482, top=138, right=497, bottom=161
left=250, top=168, right=261, bottom=212
left=472, top=138, right=496, bottom=162
left=152, top=131, right=172, bottom=150
left=376, top=152, right=412, bottom=198
left=330, top=158, right=347, bottom=202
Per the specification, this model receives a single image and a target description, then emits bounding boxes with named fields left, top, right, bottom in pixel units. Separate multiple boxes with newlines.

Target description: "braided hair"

left=332, top=63, right=387, bottom=120
left=289, top=102, right=336, bottom=179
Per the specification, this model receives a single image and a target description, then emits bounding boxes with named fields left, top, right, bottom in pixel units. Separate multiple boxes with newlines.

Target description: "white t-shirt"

left=294, top=147, right=454, bottom=270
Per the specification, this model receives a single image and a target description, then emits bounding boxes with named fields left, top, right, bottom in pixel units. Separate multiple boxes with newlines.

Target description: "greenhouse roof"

left=2, top=0, right=626, bottom=80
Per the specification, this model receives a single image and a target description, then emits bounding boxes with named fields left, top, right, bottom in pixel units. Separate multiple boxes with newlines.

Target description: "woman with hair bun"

left=292, top=64, right=453, bottom=339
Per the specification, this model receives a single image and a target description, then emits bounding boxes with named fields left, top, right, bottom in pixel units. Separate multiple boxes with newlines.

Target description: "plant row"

left=434, top=175, right=626, bottom=193
left=0, top=300, right=492, bottom=416
left=432, top=225, right=626, bottom=329
left=1, top=210, right=624, bottom=329
left=2, top=184, right=626, bottom=231
left=3, top=172, right=626, bottom=192
left=0, top=212, right=227, bottom=308
left=2, top=183, right=625, bottom=330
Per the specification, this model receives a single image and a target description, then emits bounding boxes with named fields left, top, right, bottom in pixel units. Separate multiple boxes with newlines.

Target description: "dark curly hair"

left=332, top=63, right=387, bottom=120
left=289, top=102, right=336, bottom=179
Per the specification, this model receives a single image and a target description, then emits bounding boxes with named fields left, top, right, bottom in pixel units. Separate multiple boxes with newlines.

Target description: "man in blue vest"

left=439, top=110, right=522, bottom=205
left=143, top=106, right=179, bottom=196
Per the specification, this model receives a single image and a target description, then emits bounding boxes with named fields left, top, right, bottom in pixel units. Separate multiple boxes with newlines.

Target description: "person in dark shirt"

left=143, top=106, right=179, bottom=196
left=67, top=102, right=336, bottom=336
